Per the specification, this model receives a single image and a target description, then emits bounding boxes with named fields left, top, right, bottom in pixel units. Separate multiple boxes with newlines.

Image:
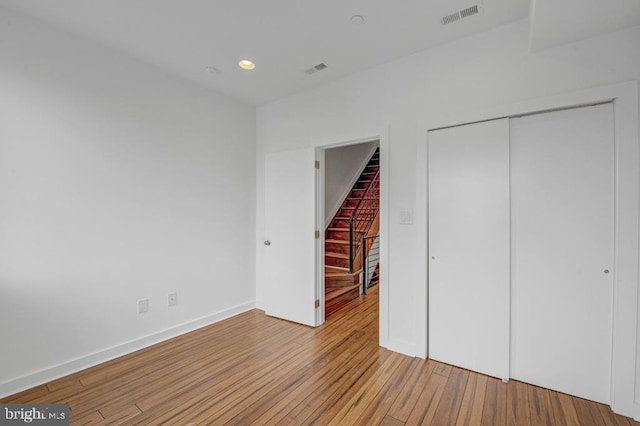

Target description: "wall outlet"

left=168, top=292, right=177, bottom=307
left=137, top=298, right=149, bottom=314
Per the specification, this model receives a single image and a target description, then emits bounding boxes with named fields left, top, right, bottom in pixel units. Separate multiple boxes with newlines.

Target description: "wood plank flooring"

left=2, top=286, right=638, bottom=425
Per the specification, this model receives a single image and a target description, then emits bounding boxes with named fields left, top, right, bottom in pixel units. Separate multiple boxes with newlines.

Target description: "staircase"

left=325, top=148, right=380, bottom=317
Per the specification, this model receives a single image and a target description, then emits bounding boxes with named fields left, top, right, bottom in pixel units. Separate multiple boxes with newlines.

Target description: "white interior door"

left=428, top=119, right=510, bottom=380
left=264, top=148, right=318, bottom=326
left=510, top=103, right=614, bottom=404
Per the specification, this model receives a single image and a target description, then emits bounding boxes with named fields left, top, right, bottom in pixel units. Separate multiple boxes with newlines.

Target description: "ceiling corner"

left=528, top=0, right=640, bottom=52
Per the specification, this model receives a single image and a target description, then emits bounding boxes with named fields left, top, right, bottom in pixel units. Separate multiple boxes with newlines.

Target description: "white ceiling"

left=1, top=1, right=639, bottom=106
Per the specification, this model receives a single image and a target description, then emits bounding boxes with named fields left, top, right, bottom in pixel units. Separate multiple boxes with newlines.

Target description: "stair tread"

left=327, top=230, right=364, bottom=235
left=325, top=265, right=346, bottom=271
left=326, top=271, right=354, bottom=277
left=325, top=239, right=349, bottom=244
left=326, top=269, right=359, bottom=278
left=325, top=284, right=359, bottom=298
left=325, top=265, right=350, bottom=272
left=325, top=251, right=349, bottom=259
left=327, top=227, right=349, bottom=231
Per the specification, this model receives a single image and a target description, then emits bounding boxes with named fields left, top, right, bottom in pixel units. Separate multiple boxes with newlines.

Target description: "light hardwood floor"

left=2, top=286, right=638, bottom=425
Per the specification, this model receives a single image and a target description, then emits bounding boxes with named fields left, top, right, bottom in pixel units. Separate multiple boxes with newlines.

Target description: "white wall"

left=0, top=7, right=256, bottom=395
left=324, top=141, right=377, bottom=225
left=255, top=16, right=640, bottom=396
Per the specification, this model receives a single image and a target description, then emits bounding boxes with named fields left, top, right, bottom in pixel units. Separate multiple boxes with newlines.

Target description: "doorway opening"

left=322, top=140, right=380, bottom=319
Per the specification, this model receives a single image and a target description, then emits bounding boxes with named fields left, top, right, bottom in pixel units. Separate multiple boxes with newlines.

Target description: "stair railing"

left=361, top=234, right=380, bottom=295
left=348, top=170, right=380, bottom=272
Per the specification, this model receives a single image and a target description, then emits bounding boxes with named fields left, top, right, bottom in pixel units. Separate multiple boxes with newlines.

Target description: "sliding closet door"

left=510, top=104, right=614, bottom=404
left=428, top=119, right=510, bottom=380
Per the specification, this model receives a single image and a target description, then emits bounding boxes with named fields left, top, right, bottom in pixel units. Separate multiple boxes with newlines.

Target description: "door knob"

left=604, top=269, right=610, bottom=274
left=264, top=240, right=271, bottom=246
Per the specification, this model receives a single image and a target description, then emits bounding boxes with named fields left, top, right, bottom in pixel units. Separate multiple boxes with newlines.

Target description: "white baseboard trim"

left=0, top=301, right=256, bottom=399
left=634, top=401, right=640, bottom=422
left=382, top=338, right=419, bottom=358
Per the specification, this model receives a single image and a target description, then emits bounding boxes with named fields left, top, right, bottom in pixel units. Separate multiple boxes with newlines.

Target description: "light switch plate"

left=400, top=210, right=413, bottom=225
left=137, top=298, right=149, bottom=314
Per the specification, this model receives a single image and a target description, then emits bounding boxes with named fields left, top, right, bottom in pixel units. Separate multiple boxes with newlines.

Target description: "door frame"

left=315, top=147, right=325, bottom=325
left=415, top=80, right=639, bottom=418
left=315, top=135, right=387, bottom=326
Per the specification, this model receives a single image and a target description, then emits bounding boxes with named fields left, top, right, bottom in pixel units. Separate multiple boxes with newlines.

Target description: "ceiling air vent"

left=305, top=63, right=328, bottom=75
left=460, top=5, right=479, bottom=18
left=441, top=12, right=461, bottom=25
left=441, top=4, right=480, bottom=26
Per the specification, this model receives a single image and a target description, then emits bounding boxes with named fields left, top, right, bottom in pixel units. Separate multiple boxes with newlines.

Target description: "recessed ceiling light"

left=350, top=15, right=364, bottom=25
left=204, top=66, right=220, bottom=74
left=238, top=60, right=255, bottom=70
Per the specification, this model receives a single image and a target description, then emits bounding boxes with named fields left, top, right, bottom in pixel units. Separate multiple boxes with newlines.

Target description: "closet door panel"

left=428, top=118, right=510, bottom=380
left=510, top=104, right=614, bottom=404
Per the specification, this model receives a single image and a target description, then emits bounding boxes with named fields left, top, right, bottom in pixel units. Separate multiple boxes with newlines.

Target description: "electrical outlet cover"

left=168, top=292, right=177, bottom=307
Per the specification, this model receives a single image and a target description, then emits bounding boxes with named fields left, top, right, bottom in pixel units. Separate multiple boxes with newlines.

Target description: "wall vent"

left=305, top=63, right=328, bottom=75
left=441, top=4, right=480, bottom=26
